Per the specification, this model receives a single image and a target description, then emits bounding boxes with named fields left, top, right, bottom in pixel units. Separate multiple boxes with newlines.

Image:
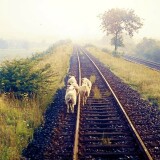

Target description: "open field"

left=0, top=43, right=72, bottom=160
left=0, top=49, right=38, bottom=62
left=0, top=48, right=48, bottom=62
left=86, top=46, right=160, bottom=108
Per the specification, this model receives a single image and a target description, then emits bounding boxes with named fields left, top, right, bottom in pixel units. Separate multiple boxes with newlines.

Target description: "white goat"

left=67, top=76, right=79, bottom=95
left=71, top=82, right=79, bottom=95
left=79, top=81, right=90, bottom=106
left=82, top=77, right=92, bottom=94
left=67, top=76, right=77, bottom=85
left=65, top=85, right=77, bottom=113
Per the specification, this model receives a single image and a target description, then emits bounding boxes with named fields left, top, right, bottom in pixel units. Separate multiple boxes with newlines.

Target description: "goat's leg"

left=82, top=97, right=84, bottom=106
left=71, top=105, right=74, bottom=113
left=84, top=96, right=87, bottom=104
left=69, top=104, right=71, bottom=113
left=67, top=104, right=69, bottom=113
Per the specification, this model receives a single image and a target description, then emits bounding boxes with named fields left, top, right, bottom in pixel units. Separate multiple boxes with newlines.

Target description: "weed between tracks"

left=86, top=47, right=160, bottom=108
left=102, top=137, right=112, bottom=145
left=89, top=75, right=96, bottom=84
left=0, top=44, right=72, bottom=160
left=105, top=91, right=111, bottom=97
left=93, top=86, right=102, bottom=99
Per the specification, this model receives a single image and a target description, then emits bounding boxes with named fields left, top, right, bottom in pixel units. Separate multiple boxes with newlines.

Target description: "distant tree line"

left=0, top=39, right=29, bottom=49
left=135, top=38, right=160, bottom=63
left=0, top=38, right=50, bottom=50
left=0, top=38, right=72, bottom=51
left=31, top=39, right=72, bottom=59
left=0, top=39, right=8, bottom=49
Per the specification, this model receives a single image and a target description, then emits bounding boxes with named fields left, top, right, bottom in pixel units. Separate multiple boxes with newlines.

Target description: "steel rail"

left=124, top=55, right=160, bottom=66
left=82, top=50, right=153, bottom=160
left=73, top=50, right=81, bottom=160
left=124, top=55, right=160, bottom=71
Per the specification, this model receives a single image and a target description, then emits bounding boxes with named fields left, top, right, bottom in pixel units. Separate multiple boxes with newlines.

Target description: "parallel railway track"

left=123, top=55, right=160, bottom=71
left=23, top=46, right=160, bottom=160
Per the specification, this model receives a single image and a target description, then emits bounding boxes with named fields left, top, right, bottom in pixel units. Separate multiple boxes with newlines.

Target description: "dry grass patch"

left=89, top=75, right=96, bottom=84
left=93, top=86, right=102, bottom=99
left=105, top=91, right=112, bottom=97
left=102, top=137, right=112, bottom=145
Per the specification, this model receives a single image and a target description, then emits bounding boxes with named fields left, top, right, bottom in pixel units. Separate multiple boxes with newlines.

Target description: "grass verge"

left=0, top=43, right=73, bottom=160
left=86, top=46, right=160, bottom=108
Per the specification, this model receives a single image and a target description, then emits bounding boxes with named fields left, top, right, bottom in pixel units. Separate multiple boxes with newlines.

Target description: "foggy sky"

left=0, top=0, right=160, bottom=42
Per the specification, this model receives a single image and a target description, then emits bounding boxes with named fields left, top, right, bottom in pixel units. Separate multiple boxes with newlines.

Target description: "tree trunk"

left=114, top=33, right=118, bottom=54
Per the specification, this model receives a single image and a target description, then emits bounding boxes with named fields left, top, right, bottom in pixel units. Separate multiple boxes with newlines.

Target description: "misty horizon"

left=0, top=0, right=160, bottom=42
left=0, top=0, right=160, bottom=61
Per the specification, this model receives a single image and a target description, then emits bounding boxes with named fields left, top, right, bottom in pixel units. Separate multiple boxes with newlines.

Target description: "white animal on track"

left=82, top=77, right=92, bottom=92
left=79, top=81, right=90, bottom=106
left=65, top=85, right=77, bottom=113
left=67, top=76, right=77, bottom=85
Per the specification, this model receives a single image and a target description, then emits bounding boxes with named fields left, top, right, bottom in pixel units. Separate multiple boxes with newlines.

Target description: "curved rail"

left=83, top=50, right=153, bottom=160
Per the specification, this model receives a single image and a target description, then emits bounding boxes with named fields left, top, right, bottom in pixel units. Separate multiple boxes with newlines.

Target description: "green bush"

left=0, top=58, right=53, bottom=99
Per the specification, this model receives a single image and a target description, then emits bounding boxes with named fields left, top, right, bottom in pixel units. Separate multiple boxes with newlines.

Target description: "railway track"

left=43, top=47, right=80, bottom=160
left=75, top=48, right=150, bottom=160
left=23, top=46, right=160, bottom=160
left=123, top=55, right=160, bottom=71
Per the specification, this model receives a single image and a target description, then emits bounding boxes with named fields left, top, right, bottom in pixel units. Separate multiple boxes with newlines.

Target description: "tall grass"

left=0, top=43, right=73, bottom=160
left=34, top=44, right=73, bottom=110
left=0, top=96, right=41, bottom=160
left=86, top=47, right=160, bottom=107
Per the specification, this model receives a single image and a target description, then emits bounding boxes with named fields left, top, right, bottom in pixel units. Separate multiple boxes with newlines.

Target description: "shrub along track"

left=23, top=46, right=160, bottom=160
